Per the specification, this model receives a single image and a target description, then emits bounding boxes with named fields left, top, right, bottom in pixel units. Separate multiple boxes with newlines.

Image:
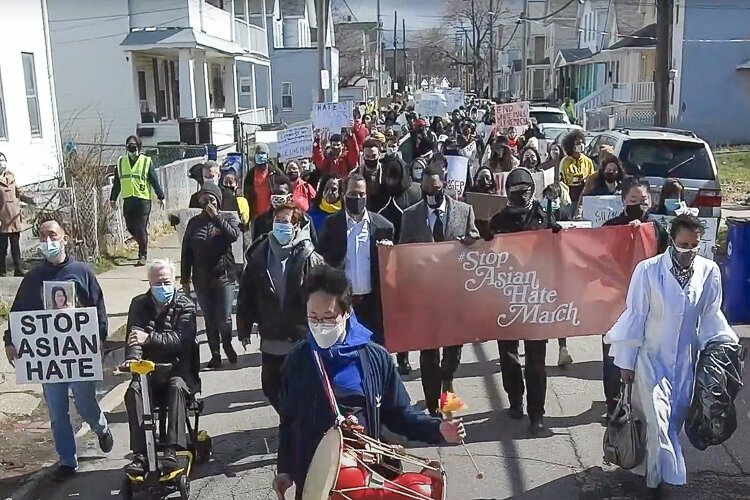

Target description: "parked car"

left=536, top=123, right=583, bottom=160
left=529, top=105, right=571, bottom=125
left=585, top=127, right=722, bottom=217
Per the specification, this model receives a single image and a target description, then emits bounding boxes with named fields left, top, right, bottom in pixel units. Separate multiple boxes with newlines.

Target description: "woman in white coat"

left=604, top=214, right=737, bottom=498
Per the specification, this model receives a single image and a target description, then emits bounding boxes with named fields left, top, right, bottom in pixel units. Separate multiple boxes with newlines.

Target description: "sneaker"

left=13, top=269, right=25, bottom=277
left=135, top=256, right=147, bottom=267
left=98, top=428, right=114, bottom=453
left=528, top=418, right=546, bottom=436
left=397, top=360, right=412, bottom=375
left=51, top=464, right=77, bottom=482
left=507, top=406, right=524, bottom=421
left=557, top=347, right=573, bottom=366
left=207, top=354, right=221, bottom=370
left=161, top=448, right=179, bottom=474
left=223, top=341, right=238, bottom=364
left=124, top=454, right=147, bottom=476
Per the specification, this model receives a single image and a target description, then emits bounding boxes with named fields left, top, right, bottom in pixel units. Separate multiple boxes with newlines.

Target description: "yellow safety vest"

left=118, top=154, right=152, bottom=200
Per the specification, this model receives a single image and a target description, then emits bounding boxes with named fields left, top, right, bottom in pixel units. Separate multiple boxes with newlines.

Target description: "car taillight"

left=694, top=189, right=722, bottom=208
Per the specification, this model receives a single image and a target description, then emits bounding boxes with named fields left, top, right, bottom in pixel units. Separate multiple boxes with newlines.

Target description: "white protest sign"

left=444, top=89, right=464, bottom=112
left=493, top=172, right=509, bottom=197
left=582, top=195, right=624, bottom=228
left=311, top=101, right=352, bottom=130
left=11, top=307, right=102, bottom=384
left=278, top=125, right=313, bottom=162
left=446, top=155, right=469, bottom=199
left=416, top=93, right=448, bottom=118
left=649, top=215, right=719, bottom=259
left=494, top=101, right=530, bottom=130
left=175, top=209, right=244, bottom=264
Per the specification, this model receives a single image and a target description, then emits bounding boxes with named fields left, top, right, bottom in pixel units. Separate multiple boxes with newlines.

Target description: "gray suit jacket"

left=399, top=196, right=480, bottom=244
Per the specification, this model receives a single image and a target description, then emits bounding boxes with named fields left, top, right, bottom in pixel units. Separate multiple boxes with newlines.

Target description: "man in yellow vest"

left=110, top=135, right=165, bottom=266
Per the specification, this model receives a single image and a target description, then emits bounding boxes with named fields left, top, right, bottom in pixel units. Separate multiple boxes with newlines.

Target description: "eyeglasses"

left=307, top=316, right=343, bottom=327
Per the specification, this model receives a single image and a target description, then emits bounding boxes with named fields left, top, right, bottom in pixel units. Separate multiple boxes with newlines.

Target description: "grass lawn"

left=716, top=148, right=750, bottom=205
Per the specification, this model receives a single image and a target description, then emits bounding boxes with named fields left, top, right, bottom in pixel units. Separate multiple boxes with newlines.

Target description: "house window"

left=239, top=76, right=253, bottom=95
left=0, top=68, right=7, bottom=140
left=281, top=82, right=293, bottom=110
left=21, top=53, right=42, bottom=137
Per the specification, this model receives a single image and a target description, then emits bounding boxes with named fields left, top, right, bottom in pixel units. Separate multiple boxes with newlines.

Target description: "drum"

left=303, top=428, right=446, bottom=500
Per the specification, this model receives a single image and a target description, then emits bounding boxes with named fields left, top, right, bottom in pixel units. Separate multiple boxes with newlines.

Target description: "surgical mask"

left=151, top=284, right=174, bottom=304
left=255, top=153, right=268, bottom=165
left=387, top=146, right=398, bottom=155
left=272, top=221, right=294, bottom=245
left=127, top=145, right=138, bottom=154
left=625, top=203, right=648, bottom=221
left=664, top=198, right=681, bottom=214
left=39, top=238, right=63, bottom=260
left=412, top=167, right=424, bottom=181
left=544, top=198, right=561, bottom=212
left=345, top=196, right=367, bottom=216
left=423, top=190, right=444, bottom=209
left=574, top=143, right=584, bottom=154
left=672, top=244, right=699, bottom=268
left=310, top=315, right=348, bottom=349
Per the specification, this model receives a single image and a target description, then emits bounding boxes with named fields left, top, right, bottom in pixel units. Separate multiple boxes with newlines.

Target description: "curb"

left=7, top=347, right=128, bottom=500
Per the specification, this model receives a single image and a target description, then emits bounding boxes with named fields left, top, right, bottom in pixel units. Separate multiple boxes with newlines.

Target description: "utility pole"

left=520, top=0, right=528, bottom=100
left=470, top=0, right=477, bottom=92
left=376, top=0, right=382, bottom=101
left=489, top=0, right=495, bottom=99
left=402, top=19, right=407, bottom=92
left=393, top=11, right=398, bottom=91
left=316, top=0, right=329, bottom=102
left=655, top=0, right=674, bottom=126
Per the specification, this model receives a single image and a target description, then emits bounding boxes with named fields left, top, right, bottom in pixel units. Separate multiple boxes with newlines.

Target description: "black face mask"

left=288, top=171, right=299, bottom=181
left=345, top=196, right=367, bottom=216
left=625, top=203, right=648, bottom=221
left=604, top=172, right=618, bottom=183
left=127, top=145, right=138, bottom=153
left=422, top=190, right=444, bottom=209
left=478, top=177, right=494, bottom=191
left=508, top=188, right=533, bottom=207
left=364, top=159, right=379, bottom=171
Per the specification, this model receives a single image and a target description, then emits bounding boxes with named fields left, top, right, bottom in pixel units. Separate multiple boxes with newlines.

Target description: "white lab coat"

left=604, top=251, right=737, bottom=488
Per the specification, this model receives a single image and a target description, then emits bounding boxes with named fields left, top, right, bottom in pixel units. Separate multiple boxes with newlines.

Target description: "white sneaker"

left=558, top=347, right=573, bottom=366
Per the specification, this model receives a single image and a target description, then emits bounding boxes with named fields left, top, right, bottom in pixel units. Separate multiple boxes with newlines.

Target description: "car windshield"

left=540, top=127, right=572, bottom=140
left=619, top=140, right=715, bottom=180
left=530, top=111, right=567, bottom=124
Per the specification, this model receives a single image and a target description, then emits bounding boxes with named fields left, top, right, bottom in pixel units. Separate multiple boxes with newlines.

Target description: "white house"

left=0, top=0, right=62, bottom=186
left=46, top=0, right=273, bottom=147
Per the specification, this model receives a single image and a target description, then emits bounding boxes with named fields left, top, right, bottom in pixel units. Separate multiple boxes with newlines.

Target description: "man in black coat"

left=488, top=167, right=561, bottom=436
left=123, top=259, right=197, bottom=475
left=317, top=173, right=395, bottom=346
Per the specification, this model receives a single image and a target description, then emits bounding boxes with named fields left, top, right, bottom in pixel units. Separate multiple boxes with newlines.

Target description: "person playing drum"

left=273, top=265, right=466, bottom=499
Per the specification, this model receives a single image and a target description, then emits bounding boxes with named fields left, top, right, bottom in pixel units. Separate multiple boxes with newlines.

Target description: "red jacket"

left=351, top=120, right=369, bottom=148
left=312, top=134, right=360, bottom=178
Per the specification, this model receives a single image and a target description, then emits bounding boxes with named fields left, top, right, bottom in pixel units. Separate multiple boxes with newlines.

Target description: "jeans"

left=122, top=197, right=151, bottom=259
left=497, top=340, right=548, bottom=420
left=0, top=232, right=22, bottom=273
left=196, top=282, right=234, bottom=356
left=42, top=381, right=109, bottom=468
left=125, top=376, right=189, bottom=453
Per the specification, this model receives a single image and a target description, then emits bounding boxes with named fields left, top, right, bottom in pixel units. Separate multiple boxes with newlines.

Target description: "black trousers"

left=602, top=338, right=621, bottom=412
left=353, top=293, right=384, bottom=345
left=420, top=345, right=463, bottom=414
left=122, top=197, right=151, bottom=259
left=497, top=340, right=547, bottom=420
left=0, top=232, right=22, bottom=273
left=261, top=352, right=285, bottom=413
left=125, top=376, right=188, bottom=453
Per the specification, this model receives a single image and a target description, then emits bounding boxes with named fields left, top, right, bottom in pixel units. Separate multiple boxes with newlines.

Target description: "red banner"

left=378, top=225, right=656, bottom=352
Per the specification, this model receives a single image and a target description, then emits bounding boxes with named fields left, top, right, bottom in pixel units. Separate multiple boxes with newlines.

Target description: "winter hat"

left=197, top=182, right=223, bottom=206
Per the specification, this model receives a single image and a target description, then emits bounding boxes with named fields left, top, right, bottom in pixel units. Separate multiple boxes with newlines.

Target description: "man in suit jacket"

left=317, top=173, right=395, bottom=345
left=400, top=165, right=480, bottom=415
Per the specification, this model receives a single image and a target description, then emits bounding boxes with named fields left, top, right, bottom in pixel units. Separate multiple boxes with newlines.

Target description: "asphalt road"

left=29, top=324, right=750, bottom=500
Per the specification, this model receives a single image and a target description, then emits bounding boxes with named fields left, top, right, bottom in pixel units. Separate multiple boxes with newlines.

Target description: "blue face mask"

left=272, top=221, right=294, bottom=245
left=543, top=199, right=561, bottom=212
left=664, top=198, right=681, bottom=214
left=255, top=153, right=268, bottom=166
left=39, top=238, right=63, bottom=260
left=151, top=284, right=175, bottom=304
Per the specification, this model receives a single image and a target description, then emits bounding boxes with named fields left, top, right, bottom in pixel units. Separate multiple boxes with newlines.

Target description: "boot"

left=223, top=340, right=238, bottom=364
left=207, top=353, right=221, bottom=369
left=557, top=346, right=573, bottom=366
left=397, top=353, right=412, bottom=375
left=528, top=417, right=546, bottom=436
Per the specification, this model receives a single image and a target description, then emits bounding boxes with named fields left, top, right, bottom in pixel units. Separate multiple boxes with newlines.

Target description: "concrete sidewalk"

left=0, top=232, right=181, bottom=498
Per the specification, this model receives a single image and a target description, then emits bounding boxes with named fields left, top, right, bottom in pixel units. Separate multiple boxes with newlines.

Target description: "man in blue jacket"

left=272, top=265, right=466, bottom=499
left=3, top=219, right=113, bottom=481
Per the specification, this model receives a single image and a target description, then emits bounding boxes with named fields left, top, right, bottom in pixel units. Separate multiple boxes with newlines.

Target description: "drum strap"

left=312, top=350, right=346, bottom=426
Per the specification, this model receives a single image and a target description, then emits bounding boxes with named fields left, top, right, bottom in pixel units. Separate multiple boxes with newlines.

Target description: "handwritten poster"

left=311, top=101, right=352, bottom=130
left=278, top=125, right=314, bottom=161
left=494, top=101, right=530, bottom=130
left=416, top=93, right=448, bottom=118
left=446, top=155, right=469, bottom=199
left=581, top=195, right=624, bottom=227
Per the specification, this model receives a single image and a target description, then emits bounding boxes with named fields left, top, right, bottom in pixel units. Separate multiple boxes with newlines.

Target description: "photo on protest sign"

left=445, top=155, right=469, bottom=199
left=43, top=281, right=77, bottom=310
left=465, top=192, right=507, bottom=221
left=378, top=224, right=657, bottom=352
left=649, top=214, right=719, bottom=259
left=173, top=209, right=245, bottom=265
left=494, top=101, right=530, bottom=130
left=10, top=307, right=102, bottom=384
left=581, top=195, right=624, bottom=227
left=311, top=101, right=352, bottom=130
left=278, top=125, right=314, bottom=162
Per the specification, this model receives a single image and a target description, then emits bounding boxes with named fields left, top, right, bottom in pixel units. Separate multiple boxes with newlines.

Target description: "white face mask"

left=309, top=314, right=348, bottom=349
left=574, top=143, right=584, bottom=154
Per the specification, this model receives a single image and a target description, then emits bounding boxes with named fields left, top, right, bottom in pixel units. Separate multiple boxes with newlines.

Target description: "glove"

left=551, top=223, right=563, bottom=234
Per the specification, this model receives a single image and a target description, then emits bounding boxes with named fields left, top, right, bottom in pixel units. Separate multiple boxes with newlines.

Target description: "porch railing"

left=234, top=19, right=269, bottom=57
left=612, top=81, right=655, bottom=103
left=575, top=83, right=613, bottom=118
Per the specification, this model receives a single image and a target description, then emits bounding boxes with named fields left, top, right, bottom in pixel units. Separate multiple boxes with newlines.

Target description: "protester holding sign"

left=312, top=130, right=360, bottom=184
left=181, top=185, right=240, bottom=369
left=605, top=214, right=737, bottom=497
left=560, top=130, right=595, bottom=205
left=243, top=143, right=290, bottom=221
left=487, top=168, right=561, bottom=436
left=3, top=219, right=113, bottom=481
left=285, top=161, right=316, bottom=213
left=123, top=259, right=198, bottom=476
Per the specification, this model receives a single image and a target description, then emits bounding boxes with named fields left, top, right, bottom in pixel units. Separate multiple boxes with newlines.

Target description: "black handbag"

left=603, top=381, right=645, bottom=470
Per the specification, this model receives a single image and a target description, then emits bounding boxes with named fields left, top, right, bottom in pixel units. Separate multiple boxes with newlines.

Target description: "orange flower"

left=439, top=392, right=467, bottom=416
